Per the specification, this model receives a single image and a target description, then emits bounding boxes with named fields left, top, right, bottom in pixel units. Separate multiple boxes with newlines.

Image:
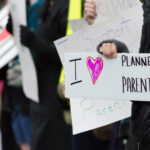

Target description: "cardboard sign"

left=9, top=0, right=39, bottom=102
left=54, top=4, right=143, bottom=65
left=65, top=53, right=150, bottom=101
left=0, top=6, right=18, bottom=68
left=71, top=98, right=131, bottom=134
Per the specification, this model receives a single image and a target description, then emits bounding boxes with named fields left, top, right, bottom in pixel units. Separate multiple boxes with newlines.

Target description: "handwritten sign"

left=0, top=6, right=18, bottom=68
left=54, top=4, right=143, bottom=65
left=65, top=53, right=150, bottom=101
left=71, top=98, right=131, bottom=134
left=9, top=0, right=39, bottom=102
left=94, top=0, right=138, bottom=23
left=54, top=3, right=142, bottom=134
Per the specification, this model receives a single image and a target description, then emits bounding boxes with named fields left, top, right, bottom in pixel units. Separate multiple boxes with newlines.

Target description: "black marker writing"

left=69, top=58, right=82, bottom=85
left=122, top=76, right=150, bottom=93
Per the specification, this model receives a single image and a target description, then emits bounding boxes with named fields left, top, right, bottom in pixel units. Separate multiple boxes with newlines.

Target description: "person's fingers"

left=84, top=7, right=96, bottom=16
left=110, top=43, right=117, bottom=58
left=84, top=5, right=97, bottom=20
left=84, top=0, right=97, bottom=23
left=84, top=11, right=96, bottom=19
left=101, top=43, right=111, bottom=58
left=84, top=2, right=96, bottom=11
left=86, top=18, right=94, bottom=25
left=99, top=46, right=103, bottom=53
left=99, top=43, right=118, bottom=58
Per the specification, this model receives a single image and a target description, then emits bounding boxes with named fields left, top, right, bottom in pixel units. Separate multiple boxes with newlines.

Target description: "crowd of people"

left=0, top=0, right=150, bottom=150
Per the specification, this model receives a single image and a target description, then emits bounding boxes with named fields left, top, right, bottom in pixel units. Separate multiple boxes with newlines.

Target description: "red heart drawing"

left=87, top=56, right=103, bottom=85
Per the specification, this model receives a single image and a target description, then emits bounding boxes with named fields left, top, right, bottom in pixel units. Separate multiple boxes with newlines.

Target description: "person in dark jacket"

left=20, top=0, right=72, bottom=150
left=131, top=0, right=150, bottom=149
left=97, top=1, right=150, bottom=149
left=0, top=66, right=20, bottom=150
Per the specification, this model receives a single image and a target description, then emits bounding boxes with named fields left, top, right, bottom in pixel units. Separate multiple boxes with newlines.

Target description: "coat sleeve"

left=58, top=1, right=68, bottom=37
left=29, top=2, right=68, bottom=56
left=97, top=39, right=129, bottom=53
left=140, top=105, right=150, bottom=150
left=0, top=66, right=7, bottom=81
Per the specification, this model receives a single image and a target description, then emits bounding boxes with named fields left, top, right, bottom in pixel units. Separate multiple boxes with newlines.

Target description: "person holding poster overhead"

left=96, top=0, right=150, bottom=149
left=20, top=0, right=72, bottom=150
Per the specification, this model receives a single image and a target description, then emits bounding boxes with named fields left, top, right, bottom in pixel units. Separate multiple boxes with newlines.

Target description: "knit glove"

left=20, top=25, right=36, bottom=48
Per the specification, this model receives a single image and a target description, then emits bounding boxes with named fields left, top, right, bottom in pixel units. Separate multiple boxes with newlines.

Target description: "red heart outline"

left=87, top=56, right=103, bottom=85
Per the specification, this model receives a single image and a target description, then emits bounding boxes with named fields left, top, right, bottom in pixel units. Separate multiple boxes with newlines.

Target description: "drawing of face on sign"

left=87, top=56, right=103, bottom=85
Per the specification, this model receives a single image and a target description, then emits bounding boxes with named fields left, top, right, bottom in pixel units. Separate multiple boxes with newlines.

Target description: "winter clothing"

left=20, top=0, right=72, bottom=150
left=97, top=39, right=130, bottom=150
left=20, top=25, right=36, bottom=48
left=27, top=0, right=45, bottom=32
left=131, top=0, right=150, bottom=149
left=12, top=105, right=31, bottom=146
left=72, top=131, right=109, bottom=150
left=97, top=4, right=150, bottom=147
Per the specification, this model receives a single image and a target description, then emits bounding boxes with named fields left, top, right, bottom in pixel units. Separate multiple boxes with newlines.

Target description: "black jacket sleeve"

left=6, top=14, right=13, bottom=34
left=21, top=3, right=68, bottom=60
left=30, top=3, right=68, bottom=54
left=97, top=39, right=129, bottom=53
left=29, top=35, right=57, bottom=54
left=20, top=25, right=58, bottom=55
left=0, top=66, right=7, bottom=81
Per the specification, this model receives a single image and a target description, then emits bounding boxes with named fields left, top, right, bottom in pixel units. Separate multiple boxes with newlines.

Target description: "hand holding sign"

left=98, top=43, right=117, bottom=58
left=84, top=0, right=97, bottom=25
left=65, top=52, right=150, bottom=101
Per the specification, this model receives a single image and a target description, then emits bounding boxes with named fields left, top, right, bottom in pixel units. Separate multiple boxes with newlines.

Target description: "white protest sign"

left=69, top=20, right=132, bottom=134
left=69, top=0, right=140, bottom=32
left=94, top=0, right=139, bottom=23
left=71, top=98, right=131, bottom=134
left=55, top=3, right=142, bottom=134
left=0, top=6, right=18, bottom=68
left=9, top=0, right=39, bottom=102
left=65, top=53, right=150, bottom=101
left=54, top=3, right=143, bottom=65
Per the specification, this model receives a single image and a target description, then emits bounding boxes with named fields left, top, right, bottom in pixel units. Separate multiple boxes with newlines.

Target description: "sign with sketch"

left=65, top=53, right=150, bottom=101
left=71, top=98, right=131, bottom=134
